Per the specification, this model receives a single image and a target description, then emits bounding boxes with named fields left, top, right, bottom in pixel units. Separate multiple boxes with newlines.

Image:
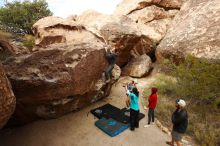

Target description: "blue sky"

left=1, top=0, right=123, bottom=18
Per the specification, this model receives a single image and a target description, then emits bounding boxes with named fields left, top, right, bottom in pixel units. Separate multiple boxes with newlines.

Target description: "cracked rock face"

left=33, top=14, right=152, bottom=67
left=3, top=15, right=142, bottom=124
left=3, top=40, right=113, bottom=124
left=0, top=63, right=16, bottom=129
left=32, top=16, right=104, bottom=48
left=114, top=0, right=184, bottom=42
left=114, top=0, right=183, bottom=15
left=77, top=10, right=153, bottom=66
left=156, top=0, right=220, bottom=63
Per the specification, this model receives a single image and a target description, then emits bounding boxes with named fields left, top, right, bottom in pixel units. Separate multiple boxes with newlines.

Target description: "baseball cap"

left=176, top=99, right=186, bottom=107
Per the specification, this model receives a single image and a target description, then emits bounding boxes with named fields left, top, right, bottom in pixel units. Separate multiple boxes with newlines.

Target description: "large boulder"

left=33, top=14, right=152, bottom=67
left=3, top=40, right=115, bottom=124
left=114, top=0, right=184, bottom=42
left=122, top=54, right=152, bottom=77
left=112, top=65, right=121, bottom=81
left=32, top=16, right=104, bottom=47
left=156, top=0, right=220, bottom=63
left=77, top=10, right=153, bottom=66
left=0, top=63, right=16, bottom=128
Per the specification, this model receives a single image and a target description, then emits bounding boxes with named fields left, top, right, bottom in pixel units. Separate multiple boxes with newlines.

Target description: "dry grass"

left=0, top=30, right=12, bottom=39
left=142, top=74, right=220, bottom=146
left=22, top=34, right=35, bottom=50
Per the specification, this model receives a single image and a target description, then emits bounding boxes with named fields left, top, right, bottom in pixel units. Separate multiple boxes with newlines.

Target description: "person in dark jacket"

left=166, top=99, right=188, bottom=146
left=144, top=87, right=158, bottom=128
left=104, top=48, right=118, bottom=83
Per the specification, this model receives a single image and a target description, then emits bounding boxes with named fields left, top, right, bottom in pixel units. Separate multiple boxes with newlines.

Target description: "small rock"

left=182, top=139, right=189, bottom=144
left=156, top=120, right=162, bottom=128
left=162, top=127, right=169, bottom=134
left=112, top=64, right=121, bottom=80
left=122, top=54, right=152, bottom=77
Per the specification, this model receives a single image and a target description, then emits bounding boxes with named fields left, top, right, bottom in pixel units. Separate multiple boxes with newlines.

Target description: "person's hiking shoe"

left=166, top=141, right=174, bottom=146
left=152, top=122, right=155, bottom=125
left=130, top=127, right=135, bottom=131
left=144, top=124, right=150, bottom=128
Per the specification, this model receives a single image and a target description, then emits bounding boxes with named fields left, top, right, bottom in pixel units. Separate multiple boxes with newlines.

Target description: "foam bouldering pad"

left=90, top=104, right=121, bottom=119
left=90, top=104, right=145, bottom=124
left=118, top=108, right=145, bottom=124
left=95, top=118, right=129, bottom=137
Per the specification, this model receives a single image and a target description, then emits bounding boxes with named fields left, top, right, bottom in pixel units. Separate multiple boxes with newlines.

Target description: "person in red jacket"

left=144, top=87, right=158, bottom=128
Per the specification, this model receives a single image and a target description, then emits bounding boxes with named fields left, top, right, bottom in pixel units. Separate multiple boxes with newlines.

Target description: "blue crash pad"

left=95, top=118, right=129, bottom=137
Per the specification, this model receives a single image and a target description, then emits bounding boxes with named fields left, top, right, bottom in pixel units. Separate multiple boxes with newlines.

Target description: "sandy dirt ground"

left=0, top=75, right=172, bottom=146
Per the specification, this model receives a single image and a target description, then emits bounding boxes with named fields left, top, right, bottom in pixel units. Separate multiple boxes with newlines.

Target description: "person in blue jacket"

left=127, top=87, right=140, bottom=131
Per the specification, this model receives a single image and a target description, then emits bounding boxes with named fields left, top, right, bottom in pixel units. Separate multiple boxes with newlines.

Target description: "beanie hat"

left=151, top=87, right=158, bottom=94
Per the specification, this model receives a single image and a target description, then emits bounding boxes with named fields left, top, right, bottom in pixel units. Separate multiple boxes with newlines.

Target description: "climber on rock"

left=103, top=47, right=118, bottom=83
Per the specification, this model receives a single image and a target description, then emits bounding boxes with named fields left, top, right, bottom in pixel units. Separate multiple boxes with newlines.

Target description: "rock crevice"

left=127, top=1, right=180, bottom=15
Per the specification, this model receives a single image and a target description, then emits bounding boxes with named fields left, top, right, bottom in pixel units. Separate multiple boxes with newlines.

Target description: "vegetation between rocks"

left=143, top=56, right=220, bottom=146
left=22, top=34, right=35, bottom=50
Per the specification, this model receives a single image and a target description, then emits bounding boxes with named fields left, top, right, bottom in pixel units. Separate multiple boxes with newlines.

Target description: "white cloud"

left=5, top=0, right=122, bottom=18
left=46, top=0, right=123, bottom=18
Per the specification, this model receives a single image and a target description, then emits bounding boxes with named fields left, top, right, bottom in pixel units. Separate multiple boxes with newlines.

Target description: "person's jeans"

left=130, top=109, right=139, bottom=130
left=148, top=108, right=155, bottom=124
left=105, top=64, right=114, bottom=80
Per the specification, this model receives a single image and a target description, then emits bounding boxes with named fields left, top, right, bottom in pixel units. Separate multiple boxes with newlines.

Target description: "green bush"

left=0, top=0, right=52, bottom=34
left=161, top=55, right=220, bottom=108
left=143, top=56, right=220, bottom=145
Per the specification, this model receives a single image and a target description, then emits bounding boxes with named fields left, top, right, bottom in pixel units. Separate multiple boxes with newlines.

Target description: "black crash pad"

left=90, top=104, right=145, bottom=124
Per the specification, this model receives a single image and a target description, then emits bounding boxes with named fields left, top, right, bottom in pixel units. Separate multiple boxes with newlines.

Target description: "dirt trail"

left=0, top=75, right=171, bottom=146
